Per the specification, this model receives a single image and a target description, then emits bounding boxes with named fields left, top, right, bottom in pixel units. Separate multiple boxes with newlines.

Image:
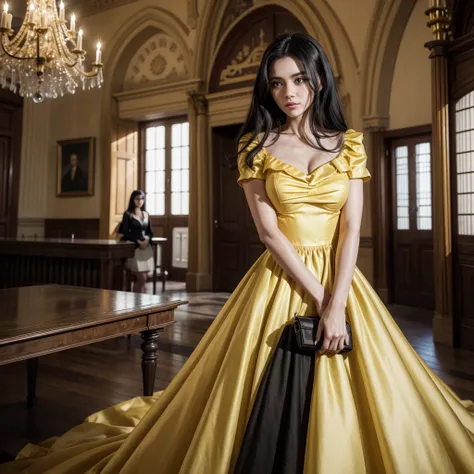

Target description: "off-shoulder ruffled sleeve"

left=237, top=133, right=267, bottom=187
left=344, top=129, right=371, bottom=182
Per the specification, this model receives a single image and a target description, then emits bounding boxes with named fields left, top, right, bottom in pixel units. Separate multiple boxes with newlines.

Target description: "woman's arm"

left=146, top=213, right=154, bottom=238
left=316, top=178, right=364, bottom=354
left=121, top=212, right=140, bottom=247
left=121, top=213, right=135, bottom=242
left=140, top=212, right=153, bottom=249
left=241, top=178, right=330, bottom=312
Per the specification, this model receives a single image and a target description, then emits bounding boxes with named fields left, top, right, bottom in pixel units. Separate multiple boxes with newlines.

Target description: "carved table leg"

left=140, top=329, right=163, bottom=396
left=26, top=357, right=39, bottom=407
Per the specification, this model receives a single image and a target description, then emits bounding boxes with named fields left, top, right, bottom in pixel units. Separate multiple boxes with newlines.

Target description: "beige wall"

left=46, top=89, right=103, bottom=218
left=329, top=0, right=378, bottom=63
left=389, top=0, right=432, bottom=130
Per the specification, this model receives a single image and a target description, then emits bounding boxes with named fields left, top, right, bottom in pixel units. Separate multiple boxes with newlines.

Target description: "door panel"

left=391, top=136, right=434, bottom=309
left=0, top=92, right=22, bottom=238
left=213, top=125, right=265, bottom=291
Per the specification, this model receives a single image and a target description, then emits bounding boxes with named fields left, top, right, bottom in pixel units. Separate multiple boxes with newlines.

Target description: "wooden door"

left=108, top=119, right=138, bottom=237
left=212, top=125, right=265, bottom=292
left=390, top=135, right=434, bottom=309
left=0, top=91, right=22, bottom=238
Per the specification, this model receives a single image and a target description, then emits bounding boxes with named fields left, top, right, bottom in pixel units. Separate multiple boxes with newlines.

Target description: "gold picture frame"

left=57, top=137, right=95, bottom=197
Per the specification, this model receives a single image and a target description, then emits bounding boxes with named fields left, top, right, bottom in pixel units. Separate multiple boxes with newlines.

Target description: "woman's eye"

left=270, top=81, right=281, bottom=88
left=295, top=77, right=307, bottom=84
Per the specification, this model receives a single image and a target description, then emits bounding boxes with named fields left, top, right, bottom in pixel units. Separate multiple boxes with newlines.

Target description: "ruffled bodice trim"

left=237, top=129, right=371, bottom=186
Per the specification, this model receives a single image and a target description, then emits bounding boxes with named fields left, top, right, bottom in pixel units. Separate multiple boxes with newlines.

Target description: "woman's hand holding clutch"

left=315, top=299, right=349, bottom=355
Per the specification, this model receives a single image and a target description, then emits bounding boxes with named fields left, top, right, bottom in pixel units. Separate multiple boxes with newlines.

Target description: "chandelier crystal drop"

left=0, top=0, right=104, bottom=102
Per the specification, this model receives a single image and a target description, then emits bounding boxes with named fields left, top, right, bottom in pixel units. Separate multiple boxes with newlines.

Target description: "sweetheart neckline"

left=264, top=151, right=343, bottom=177
left=258, top=129, right=349, bottom=178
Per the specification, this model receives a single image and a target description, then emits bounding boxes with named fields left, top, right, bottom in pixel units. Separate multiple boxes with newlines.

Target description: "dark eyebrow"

left=269, top=71, right=307, bottom=80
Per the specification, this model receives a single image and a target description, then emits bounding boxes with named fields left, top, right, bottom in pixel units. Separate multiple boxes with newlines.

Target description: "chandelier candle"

left=96, top=42, right=101, bottom=64
left=1, top=3, right=11, bottom=29
left=28, top=3, right=36, bottom=24
left=77, top=29, right=83, bottom=51
left=70, top=12, right=75, bottom=32
left=0, top=4, right=6, bottom=28
left=0, top=0, right=104, bottom=102
left=59, top=1, right=64, bottom=21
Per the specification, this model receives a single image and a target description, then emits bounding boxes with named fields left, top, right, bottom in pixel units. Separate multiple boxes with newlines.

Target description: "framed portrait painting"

left=57, top=137, right=95, bottom=197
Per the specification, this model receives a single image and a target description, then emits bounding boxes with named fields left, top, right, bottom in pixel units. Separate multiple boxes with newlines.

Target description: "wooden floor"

left=1, top=282, right=473, bottom=462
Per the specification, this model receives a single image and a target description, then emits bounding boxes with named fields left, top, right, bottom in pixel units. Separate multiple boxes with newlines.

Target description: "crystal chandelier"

left=0, top=0, right=103, bottom=102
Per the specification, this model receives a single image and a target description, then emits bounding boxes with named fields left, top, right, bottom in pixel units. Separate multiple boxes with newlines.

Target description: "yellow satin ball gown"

left=1, top=129, right=474, bottom=474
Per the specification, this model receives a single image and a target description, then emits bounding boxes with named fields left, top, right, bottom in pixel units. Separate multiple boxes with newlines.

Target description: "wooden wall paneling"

left=0, top=239, right=134, bottom=289
left=44, top=219, right=100, bottom=239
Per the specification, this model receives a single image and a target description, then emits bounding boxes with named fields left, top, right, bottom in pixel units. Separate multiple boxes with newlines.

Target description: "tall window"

left=394, top=141, right=432, bottom=231
left=395, top=145, right=409, bottom=230
left=415, top=142, right=432, bottom=231
left=141, top=117, right=189, bottom=280
left=455, top=90, right=474, bottom=236
left=171, top=122, right=190, bottom=215
left=144, top=120, right=189, bottom=216
left=145, top=125, right=166, bottom=215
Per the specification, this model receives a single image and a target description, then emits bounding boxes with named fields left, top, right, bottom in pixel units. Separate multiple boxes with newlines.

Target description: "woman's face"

left=268, top=56, right=315, bottom=120
left=134, top=195, right=145, bottom=209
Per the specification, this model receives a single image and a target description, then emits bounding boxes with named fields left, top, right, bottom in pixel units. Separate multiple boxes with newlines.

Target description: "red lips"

left=285, top=102, right=299, bottom=107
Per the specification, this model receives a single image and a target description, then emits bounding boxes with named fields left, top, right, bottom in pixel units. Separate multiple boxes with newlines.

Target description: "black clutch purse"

left=293, top=314, right=353, bottom=353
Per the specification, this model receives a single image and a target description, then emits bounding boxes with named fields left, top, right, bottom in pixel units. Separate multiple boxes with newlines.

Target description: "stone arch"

left=102, top=6, right=191, bottom=95
left=361, top=0, right=418, bottom=124
left=194, top=0, right=359, bottom=95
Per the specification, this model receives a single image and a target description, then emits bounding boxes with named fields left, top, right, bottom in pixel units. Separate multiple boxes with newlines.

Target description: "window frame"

left=139, top=115, right=189, bottom=217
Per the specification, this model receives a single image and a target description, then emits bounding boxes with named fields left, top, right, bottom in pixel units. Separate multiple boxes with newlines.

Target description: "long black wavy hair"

left=126, top=190, right=146, bottom=213
left=236, top=32, right=348, bottom=168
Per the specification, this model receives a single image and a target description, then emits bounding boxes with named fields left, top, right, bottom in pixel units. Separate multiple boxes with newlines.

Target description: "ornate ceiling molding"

left=70, top=0, right=137, bottom=18
left=188, top=0, right=199, bottom=29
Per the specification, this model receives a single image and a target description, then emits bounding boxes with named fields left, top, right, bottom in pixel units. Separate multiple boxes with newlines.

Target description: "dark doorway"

left=212, top=125, right=265, bottom=291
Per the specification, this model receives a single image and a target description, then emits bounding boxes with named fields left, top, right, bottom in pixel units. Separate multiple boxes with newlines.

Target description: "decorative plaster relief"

left=220, top=28, right=268, bottom=86
left=70, top=0, right=136, bottom=18
left=124, top=32, right=188, bottom=90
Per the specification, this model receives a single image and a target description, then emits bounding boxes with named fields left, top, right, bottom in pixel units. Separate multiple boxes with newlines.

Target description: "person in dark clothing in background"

left=120, top=190, right=154, bottom=293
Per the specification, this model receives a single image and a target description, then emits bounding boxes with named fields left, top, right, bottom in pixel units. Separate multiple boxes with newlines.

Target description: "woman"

left=2, top=33, right=473, bottom=474
left=121, top=190, right=154, bottom=293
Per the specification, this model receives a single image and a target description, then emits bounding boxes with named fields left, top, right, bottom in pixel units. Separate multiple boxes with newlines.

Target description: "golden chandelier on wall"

left=0, top=0, right=103, bottom=103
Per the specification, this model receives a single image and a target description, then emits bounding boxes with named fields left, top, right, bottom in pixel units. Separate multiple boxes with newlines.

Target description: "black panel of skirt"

left=234, top=326, right=315, bottom=474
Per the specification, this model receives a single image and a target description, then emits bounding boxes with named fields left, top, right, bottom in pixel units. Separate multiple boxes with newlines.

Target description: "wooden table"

left=0, top=237, right=136, bottom=291
left=0, top=285, right=187, bottom=406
